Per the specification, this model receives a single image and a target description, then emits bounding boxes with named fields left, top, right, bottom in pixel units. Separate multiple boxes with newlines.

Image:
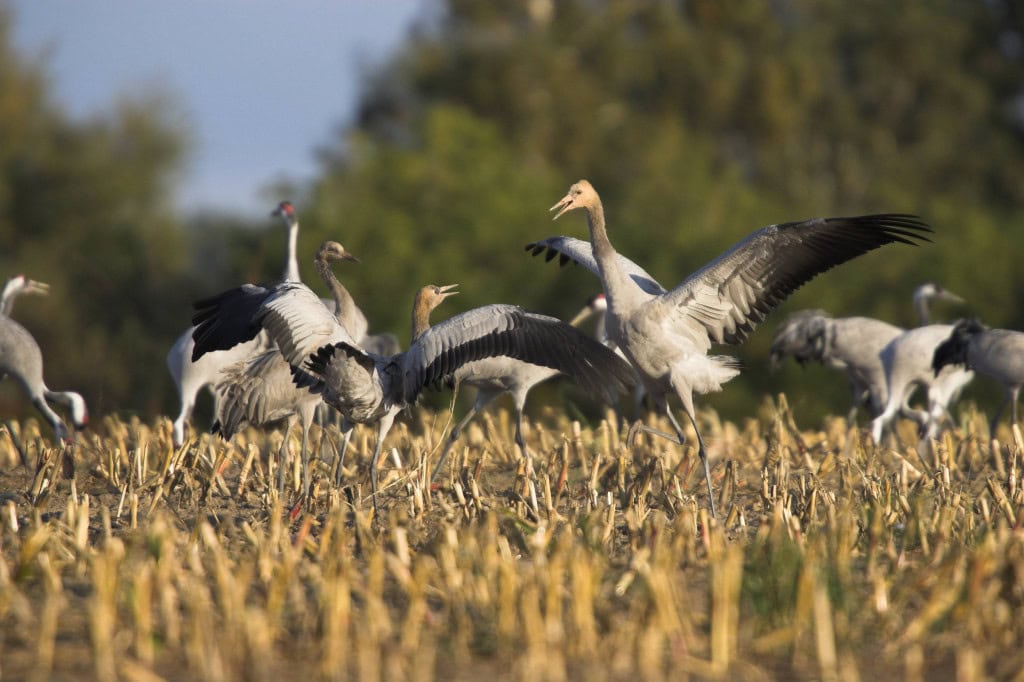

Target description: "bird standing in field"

left=932, top=319, right=1024, bottom=437
left=210, top=240, right=361, bottom=497
left=0, top=277, right=88, bottom=442
left=533, top=179, right=931, bottom=517
left=429, top=289, right=631, bottom=482
left=192, top=276, right=634, bottom=515
left=769, top=283, right=964, bottom=422
left=166, top=201, right=300, bottom=446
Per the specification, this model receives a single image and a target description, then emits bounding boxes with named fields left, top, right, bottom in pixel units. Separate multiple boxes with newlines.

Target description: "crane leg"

left=300, top=424, right=310, bottom=500
left=626, top=421, right=683, bottom=447
left=990, top=389, right=1011, bottom=439
left=432, top=403, right=484, bottom=483
left=664, top=405, right=717, bottom=520
left=368, top=412, right=397, bottom=520
left=334, top=421, right=354, bottom=487
left=1012, top=386, right=1021, bottom=427
left=626, top=390, right=716, bottom=519
left=513, top=409, right=528, bottom=459
left=277, top=419, right=294, bottom=495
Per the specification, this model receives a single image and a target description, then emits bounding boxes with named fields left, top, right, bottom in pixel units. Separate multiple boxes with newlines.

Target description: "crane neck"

left=583, top=200, right=642, bottom=307
left=314, top=256, right=356, bottom=327
left=0, top=282, right=17, bottom=316
left=283, top=220, right=300, bottom=282
left=913, top=294, right=930, bottom=325
left=410, top=293, right=435, bottom=342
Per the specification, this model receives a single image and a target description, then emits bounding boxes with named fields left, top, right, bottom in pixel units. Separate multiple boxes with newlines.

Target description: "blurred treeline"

left=2, top=0, right=1024, bottom=425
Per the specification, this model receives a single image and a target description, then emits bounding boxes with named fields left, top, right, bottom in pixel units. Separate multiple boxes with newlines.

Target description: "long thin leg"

left=626, top=421, right=683, bottom=446
left=334, top=420, right=354, bottom=487
left=626, top=391, right=716, bottom=519
left=512, top=407, right=528, bottom=458
left=665, top=405, right=717, bottom=520
left=1011, top=386, right=1020, bottom=427
left=432, top=400, right=485, bottom=482
left=300, top=422, right=310, bottom=499
left=990, top=388, right=1011, bottom=438
left=277, top=418, right=294, bottom=495
left=369, top=411, right=397, bottom=519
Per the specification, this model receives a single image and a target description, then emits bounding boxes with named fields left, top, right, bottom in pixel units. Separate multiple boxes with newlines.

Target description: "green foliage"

left=307, top=0, right=1024, bottom=423
left=6, top=0, right=1024, bottom=424
left=0, top=8, right=191, bottom=417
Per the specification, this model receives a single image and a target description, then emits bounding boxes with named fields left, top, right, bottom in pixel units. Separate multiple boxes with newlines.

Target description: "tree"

left=0, top=7, right=192, bottom=419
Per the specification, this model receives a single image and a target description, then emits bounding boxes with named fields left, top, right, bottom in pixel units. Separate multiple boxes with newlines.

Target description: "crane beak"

left=342, top=253, right=361, bottom=263
left=550, top=193, right=574, bottom=221
left=26, top=279, right=50, bottom=296
left=438, top=284, right=459, bottom=299
left=939, top=289, right=964, bottom=304
left=568, top=303, right=594, bottom=327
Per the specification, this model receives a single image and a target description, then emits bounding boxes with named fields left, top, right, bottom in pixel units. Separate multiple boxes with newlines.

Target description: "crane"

left=1, top=275, right=50, bottom=316
left=869, top=325, right=974, bottom=443
left=166, top=201, right=300, bottom=446
left=532, top=179, right=931, bottom=517
left=429, top=290, right=629, bottom=482
left=769, top=283, right=964, bottom=421
left=210, top=241, right=360, bottom=497
left=0, top=280, right=88, bottom=442
left=191, top=280, right=635, bottom=515
left=932, top=319, right=1024, bottom=437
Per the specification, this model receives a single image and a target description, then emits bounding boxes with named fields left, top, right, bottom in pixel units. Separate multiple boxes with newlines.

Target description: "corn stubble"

left=0, top=397, right=1022, bottom=681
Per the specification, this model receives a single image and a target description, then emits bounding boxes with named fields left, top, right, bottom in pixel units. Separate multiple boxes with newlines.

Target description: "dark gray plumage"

left=195, top=279, right=634, bottom=514
left=206, top=240, right=360, bottom=497
left=933, top=319, right=1024, bottom=437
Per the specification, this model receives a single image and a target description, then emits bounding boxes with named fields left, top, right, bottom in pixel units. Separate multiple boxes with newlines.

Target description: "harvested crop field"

left=1, top=398, right=1022, bottom=681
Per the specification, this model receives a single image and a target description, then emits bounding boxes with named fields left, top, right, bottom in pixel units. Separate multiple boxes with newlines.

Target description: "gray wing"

left=192, top=283, right=276, bottom=360
left=525, top=236, right=666, bottom=295
left=402, top=304, right=636, bottom=404
left=257, top=284, right=356, bottom=367
left=192, top=281, right=356, bottom=366
left=213, top=350, right=307, bottom=437
left=658, top=214, right=931, bottom=346
left=299, top=342, right=386, bottom=421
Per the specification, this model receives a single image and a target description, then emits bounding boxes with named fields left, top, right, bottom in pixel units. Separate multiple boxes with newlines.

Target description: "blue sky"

left=10, top=0, right=423, bottom=218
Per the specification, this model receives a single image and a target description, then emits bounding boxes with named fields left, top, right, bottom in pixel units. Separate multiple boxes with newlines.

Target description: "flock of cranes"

left=3, top=180, right=1023, bottom=517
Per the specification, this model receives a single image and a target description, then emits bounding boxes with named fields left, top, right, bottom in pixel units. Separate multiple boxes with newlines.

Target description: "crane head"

left=915, top=281, right=964, bottom=305
left=3, top=274, right=50, bottom=299
left=317, top=240, right=360, bottom=264
left=271, top=200, right=297, bottom=223
left=550, top=179, right=598, bottom=220
left=417, top=283, right=459, bottom=311
left=568, top=292, right=607, bottom=326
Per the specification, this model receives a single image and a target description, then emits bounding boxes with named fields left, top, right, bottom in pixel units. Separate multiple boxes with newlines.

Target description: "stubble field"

left=1, top=397, right=1022, bottom=681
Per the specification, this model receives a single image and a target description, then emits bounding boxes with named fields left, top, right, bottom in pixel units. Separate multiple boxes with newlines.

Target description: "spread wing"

left=192, top=281, right=356, bottom=366
left=658, top=214, right=931, bottom=346
left=525, top=236, right=666, bottom=295
left=401, top=304, right=636, bottom=404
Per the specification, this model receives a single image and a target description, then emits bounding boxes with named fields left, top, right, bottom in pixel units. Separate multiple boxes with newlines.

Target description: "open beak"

left=550, top=193, right=574, bottom=221
left=27, top=280, right=50, bottom=296
left=439, top=283, right=459, bottom=300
